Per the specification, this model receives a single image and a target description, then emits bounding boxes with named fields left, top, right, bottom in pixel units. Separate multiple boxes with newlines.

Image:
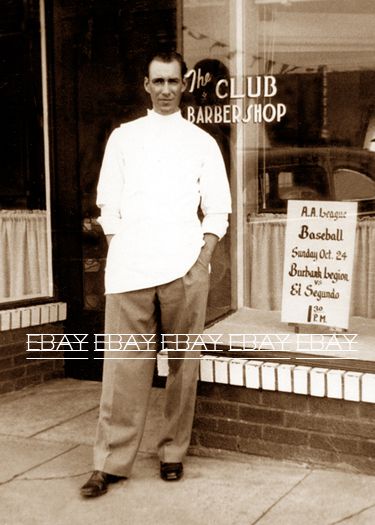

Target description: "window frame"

left=0, top=0, right=54, bottom=307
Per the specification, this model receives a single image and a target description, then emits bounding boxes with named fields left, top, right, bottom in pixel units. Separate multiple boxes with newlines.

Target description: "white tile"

left=310, top=368, right=328, bottom=397
left=229, top=358, right=247, bottom=386
left=362, top=374, right=375, bottom=403
left=0, top=310, right=11, bottom=331
left=214, top=357, right=231, bottom=384
left=344, top=371, right=362, bottom=402
left=157, top=349, right=169, bottom=377
left=57, top=302, right=67, bottom=321
left=40, top=304, right=50, bottom=324
left=277, top=364, right=295, bottom=393
left=327, top=369, right=345, bottom=399
left=245, top=360, right=263, bottom=389
left=293, top=366, right=311, bottom=395
left=30, top=306, right=41, bottom=326
left=48, top=303, right=58, bottom=323
left=261, top=362, right=278, bottom=391
left=199, top=355, right=215, bottom=382
left=20, top=308, right=31, bottom=328
left=10, top=309, right=21, bottom=330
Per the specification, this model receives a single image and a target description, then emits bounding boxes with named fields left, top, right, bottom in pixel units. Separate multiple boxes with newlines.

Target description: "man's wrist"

left=201, top=243, right=214, bottom=259
left=202, top=233, right=219, bottom=256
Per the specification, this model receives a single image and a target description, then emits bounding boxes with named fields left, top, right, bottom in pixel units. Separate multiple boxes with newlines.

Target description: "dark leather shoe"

left=80, top=470, right=124, bottom=497
left=160, top=462, right=183, bottom=481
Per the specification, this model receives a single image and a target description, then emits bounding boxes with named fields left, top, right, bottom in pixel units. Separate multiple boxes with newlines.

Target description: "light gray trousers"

left=93, top=255, right=210, bottom=477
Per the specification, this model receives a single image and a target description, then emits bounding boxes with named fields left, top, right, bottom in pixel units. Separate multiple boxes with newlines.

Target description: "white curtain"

left=248, top=215, right=375, bottom=318
left=0, top=210, right=50, bottom=302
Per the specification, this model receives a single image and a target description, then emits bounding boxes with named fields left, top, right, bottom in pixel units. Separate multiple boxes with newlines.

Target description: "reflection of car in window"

left=257, top=147, right=375, bottom=216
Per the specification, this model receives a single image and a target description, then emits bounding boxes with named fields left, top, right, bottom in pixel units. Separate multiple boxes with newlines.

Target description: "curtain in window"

left=353, top=218, right=375, bottom=318
left=248, top=215, right=375, bottom=318
left=0, top=210, right=50, bottom=302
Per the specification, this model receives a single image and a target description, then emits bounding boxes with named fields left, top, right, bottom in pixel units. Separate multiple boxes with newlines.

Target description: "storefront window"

left=183, top=0, right=375, bottom=358
left=244, top=0, right=375, bottom=322
left=0, top=0, right=53, bottom=304
left=182, top=0, right=235, bottom=323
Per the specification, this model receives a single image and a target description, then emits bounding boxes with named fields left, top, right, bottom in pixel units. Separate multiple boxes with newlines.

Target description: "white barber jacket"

left=97, top=109, right=232, bottom=293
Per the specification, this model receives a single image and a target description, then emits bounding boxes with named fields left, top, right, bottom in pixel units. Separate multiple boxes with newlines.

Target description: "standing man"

left=81, top=51, right=231, bottom=498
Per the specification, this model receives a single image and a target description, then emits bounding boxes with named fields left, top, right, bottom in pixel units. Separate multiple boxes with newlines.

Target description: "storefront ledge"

left=195, top=355, right=375, bottom=405
left=0, top=302, right=67, bottom=332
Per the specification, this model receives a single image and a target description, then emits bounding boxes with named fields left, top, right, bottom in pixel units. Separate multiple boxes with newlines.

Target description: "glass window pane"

left=334, top=169, right=375, bottom=200
left=182, top=0, right=235, bottom=322
left=244, top=0, right=375, bottom=321
left=0, top=0, right=52, bottom=304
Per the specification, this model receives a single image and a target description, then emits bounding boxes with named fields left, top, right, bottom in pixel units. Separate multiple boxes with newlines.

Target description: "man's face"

left=144, top=59, right=186, bottom=115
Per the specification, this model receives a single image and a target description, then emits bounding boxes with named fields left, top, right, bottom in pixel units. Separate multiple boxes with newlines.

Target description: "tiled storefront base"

left=199, top=355, right=375, bottom=402
left=189, top=356, right=375, bottom=475
left=0, top=303, right=67, bottom=394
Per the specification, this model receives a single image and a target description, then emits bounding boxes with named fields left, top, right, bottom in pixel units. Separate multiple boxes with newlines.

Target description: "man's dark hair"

left=144, top=51, right=188, bottom=78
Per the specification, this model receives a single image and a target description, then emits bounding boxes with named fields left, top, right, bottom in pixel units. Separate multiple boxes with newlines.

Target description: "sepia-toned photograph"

left=1, top=1, right=375, bottom=523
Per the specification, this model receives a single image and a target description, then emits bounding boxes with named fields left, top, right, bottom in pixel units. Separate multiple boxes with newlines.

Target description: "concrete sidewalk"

left=1, top=379, right=375, bottom=525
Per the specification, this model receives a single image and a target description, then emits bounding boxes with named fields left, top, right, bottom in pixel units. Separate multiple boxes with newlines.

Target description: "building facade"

left=1, top=0, right=375, bottom=473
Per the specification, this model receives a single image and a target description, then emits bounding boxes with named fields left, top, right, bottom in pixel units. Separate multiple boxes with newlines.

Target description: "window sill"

left=194, top=355, right=375, bottom=404
left=0, top=302, right=67, bottom=331
left=193, top=307, right=375, bottom=404
left=205, top=307, right=375, bottom=365
left=156, top=349, right=375, bottom=404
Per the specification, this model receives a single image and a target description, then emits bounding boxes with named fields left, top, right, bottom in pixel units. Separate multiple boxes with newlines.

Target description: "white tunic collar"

left=147, top=109, right=183, bottom=123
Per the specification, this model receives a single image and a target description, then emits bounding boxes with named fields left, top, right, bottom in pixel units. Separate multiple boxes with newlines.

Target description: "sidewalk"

left=1, top=379, right=375, bottom=525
